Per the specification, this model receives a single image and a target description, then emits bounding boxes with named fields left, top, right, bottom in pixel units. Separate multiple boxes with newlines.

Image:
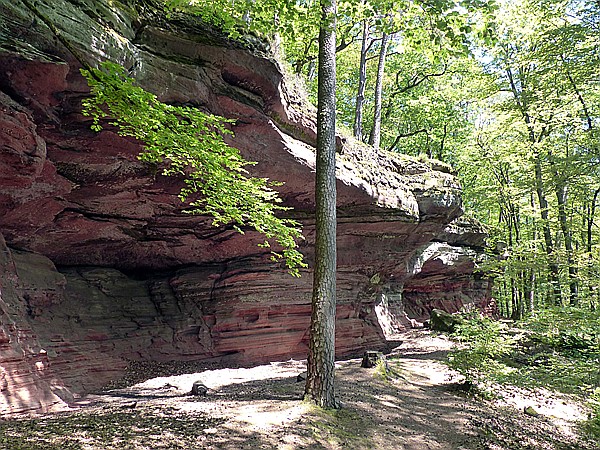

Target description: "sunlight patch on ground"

left=230, top=402, right=308, bottom=429
left=132, top=359, right=307, bottom=392
left=493, top=384, right=588, bottom=436
left=398, top=358, right=454, bottom=385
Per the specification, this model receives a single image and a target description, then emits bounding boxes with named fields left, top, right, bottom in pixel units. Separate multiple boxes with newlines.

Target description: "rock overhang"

left=0, top=0, right=488, bottom=416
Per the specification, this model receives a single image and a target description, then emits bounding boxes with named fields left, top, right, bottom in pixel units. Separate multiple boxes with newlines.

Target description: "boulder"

left=429, top=309, right=463, bottom=333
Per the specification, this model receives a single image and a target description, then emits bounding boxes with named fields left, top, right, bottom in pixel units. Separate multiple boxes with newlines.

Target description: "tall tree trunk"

left=561, top=56, right=593, bottom=132
left=587, top=188, right=600, bottom=254
left=533, top=151, right=562, bottom=305
left=548, top=145, right=578, bottom=305
left=353, top=19, right=369, bottom=140
left=305, top=0, right=339, bottom=410
left=587, top=188, right=600, bottom=310
left=505, top=64, right=562, bottom=306
left=368, top=32, right=389, bottom=150
left=510, top=277, right=520, bottom=320
left=555, top=181, right=578, bottom=305
left=528, top=193, right=537, bottom=313
left=528, top=269, right=536, bottom=313
left=501, top=278, right=509, bottom=317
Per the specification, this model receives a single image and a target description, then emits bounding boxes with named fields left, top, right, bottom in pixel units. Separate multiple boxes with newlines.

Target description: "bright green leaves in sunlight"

left=448, top=307, right=600, bottom=396
left=165, top=0, right=309, bottom=41
left=81, top=62, right=306, bottom=276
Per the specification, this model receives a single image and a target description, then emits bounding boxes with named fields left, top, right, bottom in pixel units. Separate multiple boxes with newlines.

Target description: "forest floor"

left=1, top=330, right=597, bottom=449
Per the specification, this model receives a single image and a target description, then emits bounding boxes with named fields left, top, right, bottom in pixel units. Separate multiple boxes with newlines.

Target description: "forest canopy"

left=166, top=0, right=599, bottom=316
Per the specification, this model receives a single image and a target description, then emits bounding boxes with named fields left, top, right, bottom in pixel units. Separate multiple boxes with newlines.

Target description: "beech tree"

left=353, top=17, right=370, bottom=140
left=367, top=31, right=389, bottom=149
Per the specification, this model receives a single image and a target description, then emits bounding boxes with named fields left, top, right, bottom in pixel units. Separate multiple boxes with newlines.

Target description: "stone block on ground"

left=190, top=381, right=208, bottom=396
left=429, top=309, right=463, bottom=333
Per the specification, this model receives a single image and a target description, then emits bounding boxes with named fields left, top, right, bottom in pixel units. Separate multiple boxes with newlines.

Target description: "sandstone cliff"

left=0, top=0, right=489, bottom=414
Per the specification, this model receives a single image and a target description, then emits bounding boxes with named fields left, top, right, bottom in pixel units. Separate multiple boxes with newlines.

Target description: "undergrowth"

left=373, top=358, right=405, bottom=382
left=307, top=405, right=372, bottom=448
left=582, top=388, right=600, bottom=439
left=446, top=307, right=600, bottom=442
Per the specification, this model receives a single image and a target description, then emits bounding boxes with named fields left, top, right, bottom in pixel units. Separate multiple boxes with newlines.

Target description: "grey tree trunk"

left=534, top=152, right=562, bottom=305
left=368, top=32, right=389, bottom=150
left=588, top=189, right=600, bottom=311
left=528, top=193, right=537, bottom=312
left=305, top=0, right=339, bottom=410
left=555, top=181, right=578, bottom=305
left=353, top=19, right=369, bottom=140
left=587, top=188, right=600, bottom=254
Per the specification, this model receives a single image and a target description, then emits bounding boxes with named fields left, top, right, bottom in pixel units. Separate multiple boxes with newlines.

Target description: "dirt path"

left=1, top=330, right=595, bottom=449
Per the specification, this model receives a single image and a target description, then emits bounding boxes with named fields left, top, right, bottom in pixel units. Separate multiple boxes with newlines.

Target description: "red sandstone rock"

left=0, top=235, right=71, bottom=415
left=0, top=0, right=490, bottom=415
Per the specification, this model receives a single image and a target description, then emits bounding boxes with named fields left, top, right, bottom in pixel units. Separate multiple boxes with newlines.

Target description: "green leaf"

left=81, top=61, right=306, bottom=275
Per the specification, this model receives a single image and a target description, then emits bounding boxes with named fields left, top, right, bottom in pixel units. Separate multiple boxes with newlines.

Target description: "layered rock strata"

left=375, top=219, right=491, bottom=336
left=0, top=0, right=489, bottom=414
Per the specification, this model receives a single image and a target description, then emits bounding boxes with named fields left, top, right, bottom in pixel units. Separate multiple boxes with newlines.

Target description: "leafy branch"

left=81, top=62, right=306, bottom=276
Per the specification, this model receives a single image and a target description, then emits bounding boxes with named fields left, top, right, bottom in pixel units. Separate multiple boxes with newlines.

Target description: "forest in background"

left=163, top=0, right=599, bottom=435
left=168, top=0, right=599, bottom=317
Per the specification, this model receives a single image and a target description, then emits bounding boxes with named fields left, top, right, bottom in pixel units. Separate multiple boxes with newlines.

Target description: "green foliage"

left=447, top=314, right=516, bottom=385
left=523, top=307, right=600, bottom=354
left=449, top=308, right=600, bottom=392
left=81, top=62, right=306, bottom=275
left=511, top=352, right=600, bottom=396
left=165, top=0, right=288, bottom=39
left=582, top=388, right=600, bottom=440
left=448, top=308, right=600, bottom=441
left=507, top=308, right=600, bottom=396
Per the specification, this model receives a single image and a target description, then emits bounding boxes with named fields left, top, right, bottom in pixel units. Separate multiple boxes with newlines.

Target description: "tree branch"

left=393, top=63, right=449, bottom=95
left=386, top=128, right=429, bottom=152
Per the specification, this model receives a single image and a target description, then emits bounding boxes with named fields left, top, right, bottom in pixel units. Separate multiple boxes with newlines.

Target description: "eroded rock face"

left=0, top=0, right=488, bottom=414
left=0, top=236, right=71, bottom=414
left=375, top=219, right=492, bottom=336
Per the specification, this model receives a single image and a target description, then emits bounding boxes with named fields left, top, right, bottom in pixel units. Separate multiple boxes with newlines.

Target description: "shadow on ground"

left=0, top=331, right=595, bottom=449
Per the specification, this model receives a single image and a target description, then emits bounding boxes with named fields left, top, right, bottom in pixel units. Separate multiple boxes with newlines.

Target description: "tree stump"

left=361, top=350, right=385, bottom=368
left=296, top=371, right=307, bottom=383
